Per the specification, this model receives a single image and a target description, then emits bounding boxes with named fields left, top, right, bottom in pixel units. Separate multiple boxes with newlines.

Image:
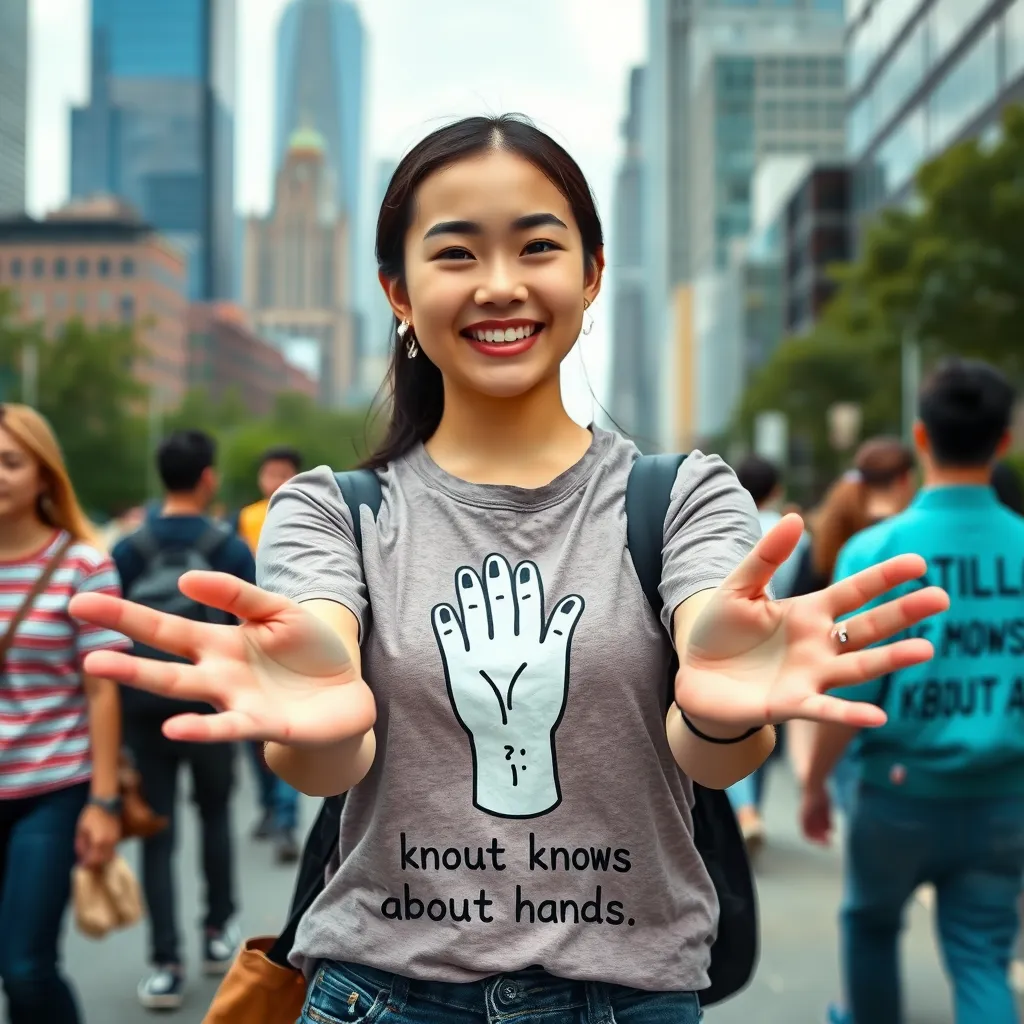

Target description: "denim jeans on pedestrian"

left=248, top=740, right=298, bottom=833
left=841, top=783, right=1024, bottom=1024
left=299, top=961, right=704, bottom=1024
left=0, top=781, right=88, bottom=1024
left=126, top=717, right=237, bottom=967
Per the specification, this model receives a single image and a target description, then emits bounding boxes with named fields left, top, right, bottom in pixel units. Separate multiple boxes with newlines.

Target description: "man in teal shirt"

left=802, top=359, right=1024, bottom=1024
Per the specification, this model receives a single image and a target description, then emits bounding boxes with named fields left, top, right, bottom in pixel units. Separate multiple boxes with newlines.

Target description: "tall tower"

left=70, top=0, right=237, bottom=300
left=0, top=0, right=29, bottom=213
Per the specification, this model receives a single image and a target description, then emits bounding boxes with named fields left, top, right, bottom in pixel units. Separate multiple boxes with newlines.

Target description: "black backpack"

left=268, top=456, right=758, bottom=1006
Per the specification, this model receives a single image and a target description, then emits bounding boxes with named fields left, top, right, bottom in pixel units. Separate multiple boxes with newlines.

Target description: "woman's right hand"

left=69, top=572, right=376, bottom=746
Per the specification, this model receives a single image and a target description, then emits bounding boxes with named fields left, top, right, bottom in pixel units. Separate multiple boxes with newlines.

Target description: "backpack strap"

left=625, top=452, right=686, bottom=646
left=192, top=522, right=231, bottom=560
left=127, top=523, right=160, bottom=563
left=333, top=469, right=384, bottom=552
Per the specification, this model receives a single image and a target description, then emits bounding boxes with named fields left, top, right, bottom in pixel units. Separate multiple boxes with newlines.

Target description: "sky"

left=25, top=0, right=648, bottom=419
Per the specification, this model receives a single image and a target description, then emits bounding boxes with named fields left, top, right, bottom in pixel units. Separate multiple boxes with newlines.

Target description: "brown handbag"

left=201, top=938, right=307, bottom=1024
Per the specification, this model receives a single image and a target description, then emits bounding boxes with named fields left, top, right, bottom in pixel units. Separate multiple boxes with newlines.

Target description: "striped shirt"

left=0, top=530, right=130, bottom=800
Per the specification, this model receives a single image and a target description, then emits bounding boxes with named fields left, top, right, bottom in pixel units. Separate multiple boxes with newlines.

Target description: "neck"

left=924, top=465, right=993, bottom=490
left=162, top=493, right=207, bottom=517
left=0, top=513, right=56, bottom=559
left=425, top=376, right=591, bottom=485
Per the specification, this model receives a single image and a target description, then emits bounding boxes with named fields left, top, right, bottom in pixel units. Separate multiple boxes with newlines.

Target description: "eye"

left=434, top=247, right=475, bottom=261
left=522, top=239, right=562, bottom=256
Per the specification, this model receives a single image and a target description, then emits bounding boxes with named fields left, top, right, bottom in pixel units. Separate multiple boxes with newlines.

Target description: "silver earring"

left=397, top=319, right=418, bottom=358
left=582, top=299, right=594, bottom=336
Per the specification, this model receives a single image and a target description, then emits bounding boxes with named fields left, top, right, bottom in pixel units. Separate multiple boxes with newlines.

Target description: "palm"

left=69, top=572, right=375, bottom=745
left=675, top=515, right=949, bottom=731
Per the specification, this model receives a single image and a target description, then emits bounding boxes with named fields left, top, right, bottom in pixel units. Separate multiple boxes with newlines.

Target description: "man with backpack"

left=801, top=359, right=1024, bottom=1024
left=112, top=430, right=256, bottom=1012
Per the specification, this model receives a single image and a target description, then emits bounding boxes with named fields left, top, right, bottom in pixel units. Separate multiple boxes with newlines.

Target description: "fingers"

left=543, top=595, right=585, bottom=646
left=483, top=555, right=516, bottom=639
left=839, top=586, right=950, bottom=650
left=824, top=637, right=936, bottom=690
left=163, top=710, right=254, bottom=743
left=826, top=554, right=930, bottom=617
left=795, top=692, right=888, bottom=728
left=514, top=561, right=543, bottom=641
left=454, top=566, right=489, bottom=641
left=431, top=602, right=467, bottom=657
left=723, top=514, right=805, bottom=596
left=177, top=571, right=292, bottom=621
left=82, top=649, right=227, bottom=706
left=70, top=592, right=207, bottom=661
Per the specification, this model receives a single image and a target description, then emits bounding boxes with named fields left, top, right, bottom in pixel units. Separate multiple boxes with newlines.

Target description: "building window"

left=873, top=18, right=927, bottom=139
left=878, top=105, right=927, bottom=197
left=930, top=0, right=985, bottom=70
left=10, top=257, right=22, bottom=279
left=927, top=23, right=999, bottom=155
left=120, top=295, right=135, bottom=323
left=76, top=257, right=89, bottom=278
left=98, top=290, right=112, bottom=312
left=30, top=293, right=44, bottom=316
left=98, top=257, right=111, bottom=278
left=75, top=293, right=88, bottom=314
left=53, top=292, right=68, bottom=312
left=849, top=89, right=874, bottom=157
left=1007, top=0, right=1024, bottom=84
left=121, top=257, right=135, bottom=277
left=54, top=257, right=67, bottom=279
left=32, top=257, right=45, bottom=278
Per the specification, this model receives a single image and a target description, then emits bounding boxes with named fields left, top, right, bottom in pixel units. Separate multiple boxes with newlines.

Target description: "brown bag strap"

left=0, top=533, right=75, bottom=667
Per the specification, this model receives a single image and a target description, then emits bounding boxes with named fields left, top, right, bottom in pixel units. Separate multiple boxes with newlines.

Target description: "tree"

left=0, top=292, right=150, bottom=516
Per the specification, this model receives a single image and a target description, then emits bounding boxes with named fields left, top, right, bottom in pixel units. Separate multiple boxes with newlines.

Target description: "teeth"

left=471, top=325, right=539, bottom=343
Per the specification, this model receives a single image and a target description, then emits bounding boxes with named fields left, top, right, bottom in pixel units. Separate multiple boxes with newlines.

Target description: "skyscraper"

left=275, top=0, right=364, bottom=227
left=70, top=0, right=236, bottom=300
left=0, top=0, right=29, bottom=214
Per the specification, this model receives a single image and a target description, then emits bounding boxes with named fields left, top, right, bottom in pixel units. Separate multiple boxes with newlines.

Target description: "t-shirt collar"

left=912, top=485, right=999, bottom=510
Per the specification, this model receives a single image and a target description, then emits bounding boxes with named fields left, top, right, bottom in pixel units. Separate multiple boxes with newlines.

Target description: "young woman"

left=70, top=116, right=947, bottom=1023
left=0, top=404, right=128, bottom=1024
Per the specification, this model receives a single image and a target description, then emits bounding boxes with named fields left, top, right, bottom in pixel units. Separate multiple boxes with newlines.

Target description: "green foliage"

left=734, top=103, right=1024, bottom=494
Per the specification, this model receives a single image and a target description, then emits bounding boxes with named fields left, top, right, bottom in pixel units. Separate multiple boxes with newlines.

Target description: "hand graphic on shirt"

left=431, top=555, right=585, bottom=819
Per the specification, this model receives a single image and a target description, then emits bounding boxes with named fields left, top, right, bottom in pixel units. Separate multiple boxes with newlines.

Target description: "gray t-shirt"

left=257, top=427, right=759, bottom=992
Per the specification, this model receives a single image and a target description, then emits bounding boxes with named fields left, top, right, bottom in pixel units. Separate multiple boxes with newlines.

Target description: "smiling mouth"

left=460, top=323, right=544, bottom=345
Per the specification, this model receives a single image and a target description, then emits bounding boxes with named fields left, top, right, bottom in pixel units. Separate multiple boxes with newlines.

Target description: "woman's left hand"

left=675, top=514, right=950, bottom=734
left=75, top=803, right=122, bottom=868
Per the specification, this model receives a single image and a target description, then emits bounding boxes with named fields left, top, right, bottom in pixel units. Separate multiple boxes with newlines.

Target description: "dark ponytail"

left=362, top=114, right=604, bottom=470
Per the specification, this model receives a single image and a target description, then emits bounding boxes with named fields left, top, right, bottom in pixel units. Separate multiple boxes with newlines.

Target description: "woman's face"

left=388, top=149, right=603, bottom=401
left=0, top=425, right=44, bottom=523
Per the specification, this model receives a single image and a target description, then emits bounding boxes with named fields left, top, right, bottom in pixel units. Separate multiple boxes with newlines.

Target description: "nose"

left=474, top=256, right=528, bottom=308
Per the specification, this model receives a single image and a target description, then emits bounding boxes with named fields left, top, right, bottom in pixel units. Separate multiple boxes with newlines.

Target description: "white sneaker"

left=138, top=966, right=185, bottom=1010
left=202, top=920, right=241, bottom=976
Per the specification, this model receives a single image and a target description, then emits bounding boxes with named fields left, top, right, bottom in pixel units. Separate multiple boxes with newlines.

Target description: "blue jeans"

left=299, top=961, right=704, bottom=1024
left=248, top=740, right=298, bottom=832
left=0, top=782, right=88, bottom=1024
left=841, top=783, right=1024, bottom=1024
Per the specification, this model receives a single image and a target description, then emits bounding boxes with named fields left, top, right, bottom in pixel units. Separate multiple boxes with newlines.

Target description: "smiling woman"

left=67, top=114, right=948, bottom=1024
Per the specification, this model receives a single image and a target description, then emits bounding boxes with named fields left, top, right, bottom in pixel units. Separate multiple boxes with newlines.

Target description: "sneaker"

left=202, top=921, right=241, bottom=976
left=276, top=830, right=300, bottom=865
left=137, top=966, right=185, bottom=1011
left=251, top=810, right=275, bottom=840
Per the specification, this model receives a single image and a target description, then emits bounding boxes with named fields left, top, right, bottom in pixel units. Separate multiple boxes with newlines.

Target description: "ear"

left=912, top=420, right=929, bottom=457
left=378, top=270, right=413, bottom=324
left=996, top=429, right=1013, bottom=459
left=584, top=246, right=605, bottom=307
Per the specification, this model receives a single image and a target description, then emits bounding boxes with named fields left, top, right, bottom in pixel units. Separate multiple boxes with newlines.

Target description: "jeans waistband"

left=338, top=961, right=609, bottom=1017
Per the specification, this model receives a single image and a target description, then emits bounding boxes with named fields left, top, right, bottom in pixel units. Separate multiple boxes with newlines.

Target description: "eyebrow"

left=423, top=212, right=569, bottom=240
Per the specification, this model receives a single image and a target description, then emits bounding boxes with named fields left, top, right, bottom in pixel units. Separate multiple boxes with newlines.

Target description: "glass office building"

left=848, top=0, right=1024, bottom=230
left=70, top=0, right=236, bottom=300
left=0, top=0, right=28, bottom=214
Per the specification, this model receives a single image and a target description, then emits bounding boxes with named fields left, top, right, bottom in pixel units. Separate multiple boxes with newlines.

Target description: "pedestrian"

left=110, top=430, right=255, bottom=1011
left=232, top=445, right=303, bottom=863
left=786, top=436, right=916, bottom=794
left=726, top=454, right=807, bottom=852
left=70, top=115, right=946, bottom=1024
left=801, top=358, right=1024, bottom=1024
left=0, top=404, right=128, bottom=1024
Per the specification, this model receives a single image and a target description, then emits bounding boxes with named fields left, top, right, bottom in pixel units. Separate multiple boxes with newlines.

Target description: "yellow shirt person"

left=235, top=447, right=302, bottom=555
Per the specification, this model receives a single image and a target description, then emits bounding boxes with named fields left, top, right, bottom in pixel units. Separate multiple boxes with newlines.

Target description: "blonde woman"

left=0, top=404, right=129, bottom=1024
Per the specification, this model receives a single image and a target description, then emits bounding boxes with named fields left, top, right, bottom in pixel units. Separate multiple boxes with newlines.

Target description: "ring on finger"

left=831, top=624, right=849, bottom=646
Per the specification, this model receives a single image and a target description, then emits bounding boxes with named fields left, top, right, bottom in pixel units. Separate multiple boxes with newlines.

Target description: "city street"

left=65, top=764, right=1022, bottom=1023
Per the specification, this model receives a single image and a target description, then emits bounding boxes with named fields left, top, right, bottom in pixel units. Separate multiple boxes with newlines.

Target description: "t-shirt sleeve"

left=659, top=451, right=761, bottom=635
left=256, top=466, right=369, bottom=640
left=72, top=553, right=132, bottom=662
